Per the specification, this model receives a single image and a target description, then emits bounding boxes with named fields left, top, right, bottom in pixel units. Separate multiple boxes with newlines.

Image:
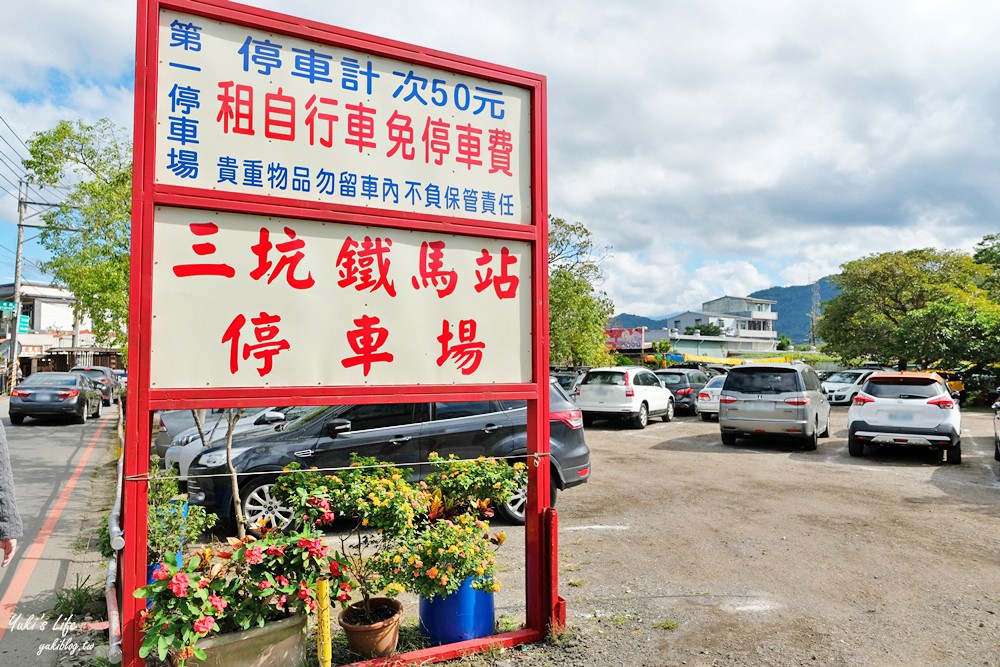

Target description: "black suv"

left=69, top=365, right=120, bottom=406
left=653, top=368, right=711, bottom=414
left=187, top=379, right=591, bottom=528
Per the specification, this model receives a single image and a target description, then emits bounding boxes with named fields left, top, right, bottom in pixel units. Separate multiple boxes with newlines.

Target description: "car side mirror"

left=254, top=411, right=286, bottom=425
left=951, top=392, right=961, bottom=400
left=325, top=418, right=351, bottom=438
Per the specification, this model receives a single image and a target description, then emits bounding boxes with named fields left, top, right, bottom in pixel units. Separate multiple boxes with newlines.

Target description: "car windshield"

left=863, top=378, right=942, bottom=399
left=826, top=372, right=862, bottom=383
left=726, top=368, right=800, bottom=394
left=656, top=373, right=684, bottom=386
left=581, top=371, right=625, bottom=386
left=552, top=374, right=578, bottom=390
left=22, top=374, right=77, bottom=387
left=74, top=369, right=105, bottom=381
left=705, top=375, right=726, bottom=388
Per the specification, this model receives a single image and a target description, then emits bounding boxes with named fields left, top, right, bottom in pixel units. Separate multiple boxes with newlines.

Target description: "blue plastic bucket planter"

left=418, top=577, right=495, bottom=645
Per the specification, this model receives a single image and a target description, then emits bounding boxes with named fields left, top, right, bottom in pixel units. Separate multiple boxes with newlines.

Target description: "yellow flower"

left=492, top=582, right=501, bottom=592
left=476, top=567, right=485, bottom=576
left=440, top=575, right=449, bottom=586
left=392, top=555, right=402, bottom=564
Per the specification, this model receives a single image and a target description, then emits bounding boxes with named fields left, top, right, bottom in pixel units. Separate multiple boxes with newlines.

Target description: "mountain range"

left=609, top=276, right=840, bottom=344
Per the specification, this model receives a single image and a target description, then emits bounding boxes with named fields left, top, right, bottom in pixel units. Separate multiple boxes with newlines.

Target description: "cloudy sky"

left=1, top=0, right=997, bottom=318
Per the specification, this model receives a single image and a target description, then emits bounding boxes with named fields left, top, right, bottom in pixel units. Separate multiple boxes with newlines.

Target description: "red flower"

left=193, top=615, right=216, bottom=635
left=265, top=544, right=285, bottom=557
left=150, top=565, right=169, bottom=581
left=168, top=573, right=190, bottom=597
left=208, top=594, right=228, bottom=613
left=275, top=575, right=290, bottom=587
left=258, top=580, right=272, bottom=590
left=329, top=560, right=343, bottom=577
left=297, top=581, right=313, bottom=600
left=197, top=578, right=210, bottom=589
left=244, top=546, right=264, bottom=565
left=297, top=537, right=328, bottom=559
left=276, top=594, right=287, bottom=609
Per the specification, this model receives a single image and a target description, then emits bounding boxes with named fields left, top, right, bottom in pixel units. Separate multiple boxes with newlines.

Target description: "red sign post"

left=125, top=0, right=555, bottom=664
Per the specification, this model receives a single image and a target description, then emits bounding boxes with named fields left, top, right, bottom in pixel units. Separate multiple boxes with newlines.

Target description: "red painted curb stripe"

left=0, top=419, right=109, bottom=642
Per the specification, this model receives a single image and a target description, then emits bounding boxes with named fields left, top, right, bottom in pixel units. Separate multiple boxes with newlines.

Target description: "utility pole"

left=7, top=182, right=26, bottom=392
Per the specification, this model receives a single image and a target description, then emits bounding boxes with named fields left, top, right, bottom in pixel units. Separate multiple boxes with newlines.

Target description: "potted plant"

left=147, top=460, right=216, bottom=575
left=382, top=453, right=524, bottom=644
left=134, top=521, right=349, bottom=667
left=272, top=458, right=419, bottom=658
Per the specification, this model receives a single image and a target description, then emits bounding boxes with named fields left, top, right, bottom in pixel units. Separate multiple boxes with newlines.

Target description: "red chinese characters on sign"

left=473, top=247, right=519, bottom=299
left=341, top=314, right=394, bottom=376
left=172, top=222, right=236, bottom=278
left=250, top=226, right=315, bottom=289
left=336, top=236, right=396, bottom=296
left=411, top=240, right=457, bottom=298
left=222, top=312, right=291, bottom=376
left=436, top=319, right=484, bottom=375
left=216, top=82, right=254, bottom=135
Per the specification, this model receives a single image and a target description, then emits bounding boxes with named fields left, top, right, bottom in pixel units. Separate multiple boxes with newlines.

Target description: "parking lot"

left=491, top=406, right=1000, bottom=666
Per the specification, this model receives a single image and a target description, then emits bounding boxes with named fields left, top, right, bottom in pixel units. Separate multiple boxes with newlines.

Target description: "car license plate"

left=37, top=393, right=55, bottom=401
left=745, top=401, right=775, bottom=412
left=886, top=412, right=913, bottom=422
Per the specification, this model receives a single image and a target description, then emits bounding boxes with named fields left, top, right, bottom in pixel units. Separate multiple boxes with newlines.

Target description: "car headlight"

left=196, top=447, right=251, bottom=468
left=172, top=432, right=200, bottom=447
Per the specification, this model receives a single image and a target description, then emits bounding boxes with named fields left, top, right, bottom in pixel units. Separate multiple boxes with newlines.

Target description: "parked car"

left=719, top=362, right=831, bottom=449
left=654, top=368, right=711, bottom=415
left=188, top=379, right=590, bottom=528
left=821, top=369, right=877, bottom=405
left=113, top=369, right=127, bottom=390
left=573, top=366, right=674, bottom=428
left=69, top=365, right=120, bottom=406
left=550, top=368, right=587, bottom=393
left=696, top=374, right=727, bottom=421
left=165, top=406, right=319, bottom=481
left=847, top=371, right=962, bottom=463
left=9, top=371, right=104, bottom=425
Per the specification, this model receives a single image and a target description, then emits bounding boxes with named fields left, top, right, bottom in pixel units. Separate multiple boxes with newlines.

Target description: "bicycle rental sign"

left=123, top=0, right=557, bottom=665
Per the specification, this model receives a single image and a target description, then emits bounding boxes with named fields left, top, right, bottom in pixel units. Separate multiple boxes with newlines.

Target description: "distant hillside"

left=749, top=276, right=840, bottom=344
left=610, top=276, right=840, bottom=344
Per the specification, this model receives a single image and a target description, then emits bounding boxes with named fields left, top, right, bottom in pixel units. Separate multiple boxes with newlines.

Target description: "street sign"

left=0, top=301, right=16, bottom=312
left=17, top=315, right=28, bottom=333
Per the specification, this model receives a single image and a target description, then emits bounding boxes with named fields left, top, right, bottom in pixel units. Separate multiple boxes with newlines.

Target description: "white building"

left=648, top=295, right=778, bottom=355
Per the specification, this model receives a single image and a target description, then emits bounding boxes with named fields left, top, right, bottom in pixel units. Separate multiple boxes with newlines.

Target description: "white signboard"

left=149, top=207, right=532, bottom=388
left=155, top=10, right=533, bottom=224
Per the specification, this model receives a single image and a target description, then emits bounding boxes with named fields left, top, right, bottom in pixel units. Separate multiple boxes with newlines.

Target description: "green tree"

left=548, top=216, right=614, bottom=367
left=684, top=323, right=723, bottom=337
left=974, top=233, right=1000, bottom=296
left=816, top=248, right=989, bottom=365
left=776, top=335, right=793, bottom=351
left=23, top=119, right=132, bottom=345
left=895, top=295, right=1000, bottom=373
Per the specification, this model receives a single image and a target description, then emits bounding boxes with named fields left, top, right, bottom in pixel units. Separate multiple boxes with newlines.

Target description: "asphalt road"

left=0, top=398, right=119, bottom=666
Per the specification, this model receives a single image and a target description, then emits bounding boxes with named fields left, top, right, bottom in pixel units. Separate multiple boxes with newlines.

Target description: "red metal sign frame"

left=124, top=1, right=555, bottom=665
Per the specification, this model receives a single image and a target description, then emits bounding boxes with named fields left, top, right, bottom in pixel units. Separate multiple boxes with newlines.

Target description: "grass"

left=653, top=619, right=679, bottom=631
left=50, top=574, right=107, bottom=620
left=566, top=579, right=585, bottom=588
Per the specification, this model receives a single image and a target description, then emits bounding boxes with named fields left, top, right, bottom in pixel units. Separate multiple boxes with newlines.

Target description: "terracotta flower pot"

left=337, top=597, right=403, bottom=658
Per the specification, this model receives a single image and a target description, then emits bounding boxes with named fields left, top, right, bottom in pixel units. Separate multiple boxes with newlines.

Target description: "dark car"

left=9, top=371, right=104, bottom=425
left=69, top=365, right=120, bottom=406
left=188, top=379, right=591, bottom=529
left=653, top=368, right=711, bottom=414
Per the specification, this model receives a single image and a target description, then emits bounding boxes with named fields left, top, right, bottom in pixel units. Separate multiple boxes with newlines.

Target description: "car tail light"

left=11, top=389, right=29, bottom=397
left=719, top=395, right=738, bottom=404
left=97, top=378, right=109, bottom=384
left=784, top=397, right=810, bottom=406
left=57, top=389, right=80, bottom=399
left=675, top=387, right=693, bottom=396
left=551, top=409, right=583, bottom=429
left=852, top=395, right=875, bottom=406
left=623, top=373, right=634, bottom=397
left=698, top=392, right=710, bottom=401
left=927, top=397, right=955, bottom=409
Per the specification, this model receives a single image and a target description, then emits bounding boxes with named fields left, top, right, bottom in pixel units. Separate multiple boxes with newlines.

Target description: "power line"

left=0, top=113, right=30, bottom=154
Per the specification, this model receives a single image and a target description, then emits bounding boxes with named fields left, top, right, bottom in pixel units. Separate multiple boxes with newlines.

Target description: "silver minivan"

left=719, top=362, right=831, bottom=450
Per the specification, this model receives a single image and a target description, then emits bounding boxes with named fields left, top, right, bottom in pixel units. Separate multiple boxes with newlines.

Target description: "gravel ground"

left=456, top=407, right=1000, bottom=667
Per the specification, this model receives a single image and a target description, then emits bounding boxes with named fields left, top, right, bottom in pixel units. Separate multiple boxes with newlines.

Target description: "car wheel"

left=76, top=408, right=87, bottom=425
left=803, top=421, right=818, bottom=451
left=819, top=416, right=830, bottom=438
left=239, top=477, right=294, bottom=534
left=700, top=412, right=712, bottom=422
left=630, top=403, right=649, bottom=429
left=91, top=399, right=102, bottom=419
left=947, top=442, right=962, bottom=465
left=496, top=475, right=558, bottom=525
left=662, top=399, right=674, bottom=423
left=9, top=414, right=24, bottom=425
left=721, top=432, right=736, bottom=446
left=102, top=395, right=111, bottom=407
left=848, top=435, right=864, bottom=457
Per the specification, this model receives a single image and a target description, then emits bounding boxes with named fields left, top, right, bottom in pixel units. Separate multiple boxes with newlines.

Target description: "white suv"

left=574, top=366, right=675, bottom=429
left=847, top=371, right=962, bottom=463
